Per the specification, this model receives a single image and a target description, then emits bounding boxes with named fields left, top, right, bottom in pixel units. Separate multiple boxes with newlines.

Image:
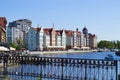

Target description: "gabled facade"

left=43, top=28, right=51, bottom=50
left=50, top=28, right=56, bottom=46
left=61, top=30, right=66, bottom=47
left=56, top=31, right=61, bottom=46
left=56, top=30, right=66, bottom=48
left=26, top=27, right=37, bottom=50
left=89, top=34, right=97, bottom=48
left=82, top=27, right=89, bottom=47
left=75, top=29, right=81, bottom=48
left=66, top=30, right=74, bottom=49
left=80, top=33, right=86, bottom=47
left=34, top=27, right=44, bottom=50
left=68, top=28, right=81, bottom=49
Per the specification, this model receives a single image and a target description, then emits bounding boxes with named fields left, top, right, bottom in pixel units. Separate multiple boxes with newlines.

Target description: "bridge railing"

left=0, top=56, right=118, bottom=80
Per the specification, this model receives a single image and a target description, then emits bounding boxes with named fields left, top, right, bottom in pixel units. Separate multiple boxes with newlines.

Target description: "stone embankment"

left=29, top=50, right=93, bottom=55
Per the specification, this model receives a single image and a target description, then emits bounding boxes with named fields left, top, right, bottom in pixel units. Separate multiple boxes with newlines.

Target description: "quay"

left=29, top=49, right=93, bottom=55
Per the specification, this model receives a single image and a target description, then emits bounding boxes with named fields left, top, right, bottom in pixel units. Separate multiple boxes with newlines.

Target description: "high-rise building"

left=7, top=19, right=32, bottom=44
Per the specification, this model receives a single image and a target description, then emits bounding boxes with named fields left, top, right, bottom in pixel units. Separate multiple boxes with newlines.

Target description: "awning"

left=10, top=47, right=16, bottom=51
left=47, top=46, right=65, bottom=49
left=0, top=46, right=9, bottom=51
left=81, top=47, right=90, bottom=49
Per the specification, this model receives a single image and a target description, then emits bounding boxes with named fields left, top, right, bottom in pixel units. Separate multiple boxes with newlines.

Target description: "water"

left=38, top=51, right=120, bottom=60
left=4, top=51, right=120, bottom=80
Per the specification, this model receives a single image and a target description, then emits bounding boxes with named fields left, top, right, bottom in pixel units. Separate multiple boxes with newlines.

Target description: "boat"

left=104, top=54, right=114, bottom=60
left=115, top=51, right=120, bottom=56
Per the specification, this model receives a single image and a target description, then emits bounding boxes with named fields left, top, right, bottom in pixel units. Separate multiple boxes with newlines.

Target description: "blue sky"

left=1, top=0, right=120, bottom=41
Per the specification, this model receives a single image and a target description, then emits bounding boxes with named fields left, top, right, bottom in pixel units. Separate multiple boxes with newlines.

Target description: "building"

left=0, top=17, right=7, bottom=28
left=89, top=34, right=97, bottom=48
left=56, top=30, right=61, bottom=46
left=56, top=30, right=66, bottom=50
left=43, top=27, right=66, bottom=51
left=7, top=19, right=32, bottom=44
left=43, top=28, right=51, bottom=50
left=34, top=27, right=44, bottom=51
left=26, top=27, right=37, bottom=50
left=0, top=17, right=7, bottom=42
left=66, top=30, right=74, bottom=49
left=82, top=27, right=89, bottom=47
left=80, top=33, right=86, bottom=47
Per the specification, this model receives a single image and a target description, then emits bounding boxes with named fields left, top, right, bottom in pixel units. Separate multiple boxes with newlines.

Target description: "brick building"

left=0, top=17, right=7, bottom=42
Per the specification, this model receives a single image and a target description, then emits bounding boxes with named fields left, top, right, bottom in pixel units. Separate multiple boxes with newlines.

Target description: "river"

left=4, top=51, right=120, bottom=80
left=38, top=51, right=120, bottom=60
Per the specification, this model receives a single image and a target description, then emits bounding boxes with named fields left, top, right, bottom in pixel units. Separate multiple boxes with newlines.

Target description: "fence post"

left=117, top=60, right=119, bottom=80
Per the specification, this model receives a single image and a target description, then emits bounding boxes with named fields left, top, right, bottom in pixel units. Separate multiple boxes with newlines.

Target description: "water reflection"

left=38, top=52, right=120, bottom=60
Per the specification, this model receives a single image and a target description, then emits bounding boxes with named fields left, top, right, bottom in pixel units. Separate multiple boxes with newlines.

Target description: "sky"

left=1, top=0, right=120, bottom=41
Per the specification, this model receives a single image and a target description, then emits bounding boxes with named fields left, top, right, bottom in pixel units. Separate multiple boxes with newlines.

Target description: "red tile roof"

left=43, top=28, right=54, bottom=35
left=65, top=30, right=74, bottom=36
left=34, top=27, right=42, bottom=32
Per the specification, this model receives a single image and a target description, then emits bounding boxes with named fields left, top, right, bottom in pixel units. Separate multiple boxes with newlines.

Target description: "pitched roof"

left=43, top=28, right=55, bottom=35
left=65, top=30, right=74, bottom=36
left=34, top=27, right=42, bottom=32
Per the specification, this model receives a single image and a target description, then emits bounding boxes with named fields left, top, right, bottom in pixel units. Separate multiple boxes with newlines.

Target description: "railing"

left=0, top=56, right=118, bottom=80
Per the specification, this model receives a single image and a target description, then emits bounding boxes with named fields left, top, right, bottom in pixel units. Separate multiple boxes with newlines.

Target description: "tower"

left=82, top=27, right=89, bottom=47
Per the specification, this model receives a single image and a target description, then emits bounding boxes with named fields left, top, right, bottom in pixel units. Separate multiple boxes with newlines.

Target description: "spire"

left=76, top=28, right=78, bottom=32
left=82, top=25, right=88, bottom=35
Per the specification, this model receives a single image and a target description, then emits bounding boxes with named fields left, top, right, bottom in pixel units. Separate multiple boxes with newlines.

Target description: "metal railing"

left=0, top=56, right=118, bottom=80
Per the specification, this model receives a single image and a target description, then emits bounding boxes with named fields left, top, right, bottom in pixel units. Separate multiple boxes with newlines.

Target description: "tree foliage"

left=117, top=40, right=120, bottom=49
left=98, top=40, right=114, bottom=49
left=98, top=40, right=120, bottom=49
left=10, top=38, right=26, bottom=50
left=16, top=38, right=26, bottom=50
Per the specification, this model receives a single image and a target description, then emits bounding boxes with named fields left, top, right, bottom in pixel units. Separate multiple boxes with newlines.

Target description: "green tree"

left=117, top=40, right=120, bottom=49
left=10, top=43, right=19, bottom=50
left=98, top=40, right=114, bottom=49
left=16, top=38, right=26, bottom=50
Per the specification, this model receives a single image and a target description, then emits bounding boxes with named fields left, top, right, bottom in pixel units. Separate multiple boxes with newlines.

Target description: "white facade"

left=43, top=34, right=50, bottom=49
left=80, top=33, right=86, bottom=47
left=56, top=35, right=61, bottom=46
left=73, top=32, right=77, bottom=47
left=37, top=28, right=44, bottom=50
left=7, top=19, right=32, bottom=44
left=26, top=27, right=37, bottom=50
left=61, top=30, right=66, bottom=47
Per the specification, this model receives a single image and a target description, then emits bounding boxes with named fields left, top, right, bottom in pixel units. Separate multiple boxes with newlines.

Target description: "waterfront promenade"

left=28, top=49, right=94, bottom=55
